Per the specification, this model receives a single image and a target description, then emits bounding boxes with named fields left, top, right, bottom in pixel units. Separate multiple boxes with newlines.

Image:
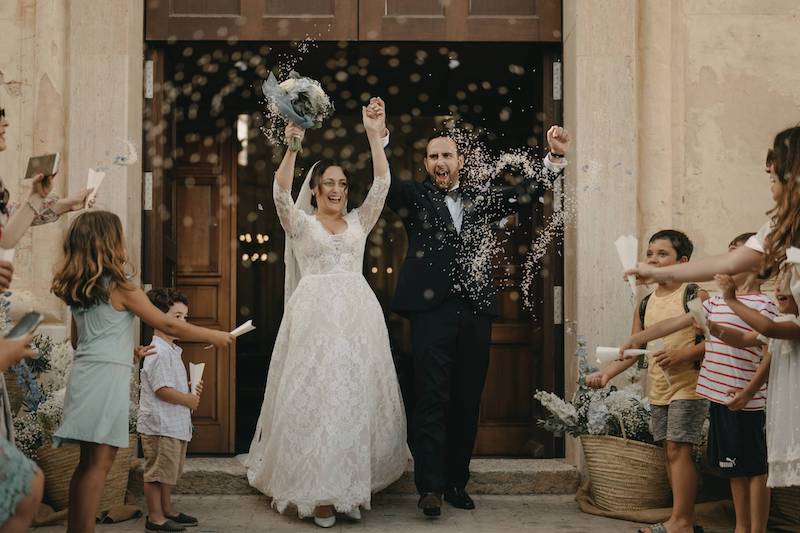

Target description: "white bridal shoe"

left=313, top=515, right=336, bottom=528
left=343, top=507, right=362, bottom=521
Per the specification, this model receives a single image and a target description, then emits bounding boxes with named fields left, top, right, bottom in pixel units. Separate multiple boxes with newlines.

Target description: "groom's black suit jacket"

left=386, top=162, right=562, bottom=318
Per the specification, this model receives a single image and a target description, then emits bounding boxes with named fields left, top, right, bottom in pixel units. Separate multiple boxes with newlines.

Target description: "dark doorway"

left=150, top=40, right=563, bottom=456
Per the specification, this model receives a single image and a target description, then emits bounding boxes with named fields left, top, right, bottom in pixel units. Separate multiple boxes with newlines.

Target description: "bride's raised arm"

left=357, top=97, right=391, bottom=231
left=273, top=122, right=307, bottom=237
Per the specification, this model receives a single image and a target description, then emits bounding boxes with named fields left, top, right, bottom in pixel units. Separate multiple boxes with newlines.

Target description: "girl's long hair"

left=51, top=211, right=134, bottom=307
left=762, top=126, right=800, bottom=275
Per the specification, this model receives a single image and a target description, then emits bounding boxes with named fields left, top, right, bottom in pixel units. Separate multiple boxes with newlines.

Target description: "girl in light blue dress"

left=51, top=211, right=234, bottom=533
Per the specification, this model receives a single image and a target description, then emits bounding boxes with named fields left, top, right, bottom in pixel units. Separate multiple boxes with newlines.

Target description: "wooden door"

left=145, top=0, right=358, bottom=41
left=171, top=133, right=238, bottom=453
left=359, top=0, right=561, bottom=41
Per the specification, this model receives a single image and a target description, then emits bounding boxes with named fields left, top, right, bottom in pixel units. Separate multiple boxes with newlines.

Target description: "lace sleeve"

left=356, top=172, right=390, bottom=232
left=273, top=181, right=307, bottom=238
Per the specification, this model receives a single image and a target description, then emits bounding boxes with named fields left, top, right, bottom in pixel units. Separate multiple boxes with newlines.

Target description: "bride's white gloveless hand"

left=363, top=97, right=386, bottom=138
left=284, top=122, right=306, bottom=146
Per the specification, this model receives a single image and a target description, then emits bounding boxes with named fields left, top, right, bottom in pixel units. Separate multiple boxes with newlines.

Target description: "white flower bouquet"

left=8, top=329, right=139, bottom=459
left=534, top=337, right=654, bottom=443
left=261, top=70, right=334, bottom=152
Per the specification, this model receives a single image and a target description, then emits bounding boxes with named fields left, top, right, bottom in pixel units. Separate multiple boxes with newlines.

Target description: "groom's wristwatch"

left=549, top=152, right=565, bottom=159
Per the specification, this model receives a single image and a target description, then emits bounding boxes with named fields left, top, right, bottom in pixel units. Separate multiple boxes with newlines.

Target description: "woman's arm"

left=274, top=124, right=304, bottom=192
left=357, top=98, right=391, bottom=231
left=625, top=245, right=762, bottom=284
left=115, top=287, right=233, bottom=347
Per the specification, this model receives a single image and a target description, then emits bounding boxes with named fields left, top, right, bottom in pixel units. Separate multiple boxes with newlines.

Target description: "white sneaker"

left=343, top=507, right=361, bottom=521
left=313, top=515, right=336, bottom=528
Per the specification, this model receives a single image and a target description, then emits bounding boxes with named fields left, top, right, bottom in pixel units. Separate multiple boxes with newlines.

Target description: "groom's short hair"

left=426, top=131, right=461, bottom=156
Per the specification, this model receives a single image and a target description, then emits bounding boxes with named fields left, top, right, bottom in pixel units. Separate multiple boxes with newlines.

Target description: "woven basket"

left=581, top=434, right=670, bottom=511
left=2, top=370, right=25, bottom=414
left=36, top=435, right=136, bottom=511
left=773, top=486, right=800, bottom=524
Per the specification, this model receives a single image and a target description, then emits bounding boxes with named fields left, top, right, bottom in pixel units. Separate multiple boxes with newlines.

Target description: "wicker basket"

left=36, top=435, right=136, bottom=511
left=773, top=486, right=800, bottom=524
left=580, top=434, right=670, bottom=511
left=2, top=370, right=25, bottom=414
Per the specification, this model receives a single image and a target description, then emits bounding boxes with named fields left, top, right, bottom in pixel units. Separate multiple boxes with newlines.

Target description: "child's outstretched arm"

left=717, top=274, right=800, bottom=340
left=586, top=306, right=642, bottom=388
left=621, top=313, right=694, bottom=350
left=116, top=287, right=233, bottom=347
left=708, top=321, right=762, bottom=349
left=727, top=347, right=772, bottom=411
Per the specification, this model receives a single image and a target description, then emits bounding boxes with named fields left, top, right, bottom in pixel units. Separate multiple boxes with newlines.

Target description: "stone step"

left=129, top=457, right=579, bottom=496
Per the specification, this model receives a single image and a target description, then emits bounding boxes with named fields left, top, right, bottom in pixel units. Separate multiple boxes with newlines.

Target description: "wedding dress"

left=244, top=166, right=409, bottom=517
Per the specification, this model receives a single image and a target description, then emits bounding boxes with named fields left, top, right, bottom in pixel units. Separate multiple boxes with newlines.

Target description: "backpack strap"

left=683, top=283, right=705, bottom=348
left=683, top=283, right=701, bottom=313
left=638, top=293, right=652, bottom=328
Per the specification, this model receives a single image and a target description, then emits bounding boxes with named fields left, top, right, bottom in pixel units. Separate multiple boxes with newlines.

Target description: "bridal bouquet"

left=261, top=71, right=334, bottom=152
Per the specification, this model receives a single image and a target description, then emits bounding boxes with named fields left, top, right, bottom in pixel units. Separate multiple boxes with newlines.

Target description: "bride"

left=244, top=98, right=409, bottom=528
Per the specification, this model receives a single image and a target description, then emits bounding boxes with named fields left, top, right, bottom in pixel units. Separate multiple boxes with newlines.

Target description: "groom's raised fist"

left=546, top=125, right=571, bottom=156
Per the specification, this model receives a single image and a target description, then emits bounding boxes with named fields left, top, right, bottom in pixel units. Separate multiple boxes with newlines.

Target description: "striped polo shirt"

left=697, top=293, right=777, bottom=410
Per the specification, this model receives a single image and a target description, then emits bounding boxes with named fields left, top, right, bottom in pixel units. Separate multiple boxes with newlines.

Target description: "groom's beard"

left=432, top=170, right=458, bottom=190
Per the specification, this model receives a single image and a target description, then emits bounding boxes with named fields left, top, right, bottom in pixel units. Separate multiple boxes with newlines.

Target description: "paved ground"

left=37, top=494, right=650, bottom=532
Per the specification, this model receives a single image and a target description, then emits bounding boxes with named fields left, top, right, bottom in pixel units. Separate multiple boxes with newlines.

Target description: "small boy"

left=138, top=289, right=201, bottom=532
left=587, top=230, right=709, bottom=533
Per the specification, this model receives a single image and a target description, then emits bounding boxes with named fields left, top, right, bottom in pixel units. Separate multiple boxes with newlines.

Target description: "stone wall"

left=0, top=0, right=144, bottom=339
left=563, top=0, right=800, bottom=462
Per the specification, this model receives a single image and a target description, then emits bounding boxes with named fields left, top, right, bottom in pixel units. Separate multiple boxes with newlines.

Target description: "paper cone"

left=595, top=346, right=648, bottom=366
left=614, top=235, right=638, bottom=294
left=86, top=169, right=106, bottom=207
left=189, top=362, right=205, bottom=394
left=0, top=248, right=15, bottom=262
left=231, top=319, right=255, bottom=338
left=686, top=297, right=710, bottom=338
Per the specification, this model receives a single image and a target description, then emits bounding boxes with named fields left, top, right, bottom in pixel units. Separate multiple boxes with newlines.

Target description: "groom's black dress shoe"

left=418, top=492, right=442, bottom=517
left=444, top=487, right=475, bottom=510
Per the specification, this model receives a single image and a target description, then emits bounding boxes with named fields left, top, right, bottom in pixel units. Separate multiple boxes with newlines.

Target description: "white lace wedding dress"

left=244, top=171, right=409, bottom=518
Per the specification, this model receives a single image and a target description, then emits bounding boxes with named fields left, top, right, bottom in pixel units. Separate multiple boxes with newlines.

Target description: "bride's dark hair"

left=308, top=159, right=351, bottom=208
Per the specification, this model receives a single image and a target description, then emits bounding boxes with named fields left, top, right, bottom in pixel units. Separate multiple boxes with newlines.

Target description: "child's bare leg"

left=662, top=441, right=697, bottom=533
left=748, top=474, right=769, bottom=533
left=144, top=481, right=166, bottom=523
left=0, top=468, right=44, bottom=533
left=67, top=443, right=118, bottom=533
left=729, top=477, right=751, bottom=533
left=161, top=484, right=175, bottom=517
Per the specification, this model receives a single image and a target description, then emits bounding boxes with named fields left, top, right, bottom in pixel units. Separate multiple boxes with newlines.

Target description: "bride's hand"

left=363, top=97, right=387, bottom=138
left=284, top=122, right=305, bottom=145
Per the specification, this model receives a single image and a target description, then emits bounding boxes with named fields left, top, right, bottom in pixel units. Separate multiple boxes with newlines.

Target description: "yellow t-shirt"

left=644, top=284, right=702, bottom=405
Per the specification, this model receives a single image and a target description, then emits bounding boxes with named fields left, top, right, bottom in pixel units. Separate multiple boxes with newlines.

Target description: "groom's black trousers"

left=409, top=296, right=492, bottom=493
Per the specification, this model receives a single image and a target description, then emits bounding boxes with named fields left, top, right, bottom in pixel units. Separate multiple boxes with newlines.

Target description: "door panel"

left=146, top=0, right=357, bottom=41
left=359, top=0, right=561, bottom=41
left=173, top=134, right=237, bottom=453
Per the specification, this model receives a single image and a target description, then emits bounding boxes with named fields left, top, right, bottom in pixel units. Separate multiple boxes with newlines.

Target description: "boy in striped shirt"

left=619, top=233, right=776, bottom=533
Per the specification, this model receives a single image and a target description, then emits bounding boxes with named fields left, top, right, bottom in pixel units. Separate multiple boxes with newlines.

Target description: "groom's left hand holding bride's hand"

left=363, top=97, right=388, bottom=139
left=546, top=125, right=571, bottom=160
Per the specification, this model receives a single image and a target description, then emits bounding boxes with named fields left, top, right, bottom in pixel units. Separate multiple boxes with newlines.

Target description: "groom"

left=378, top=101, right=571, bottom=516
